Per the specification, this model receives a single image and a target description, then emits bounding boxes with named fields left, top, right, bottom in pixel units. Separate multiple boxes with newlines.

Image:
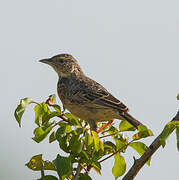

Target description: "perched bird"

left=39, top=54, right=142, bottom=131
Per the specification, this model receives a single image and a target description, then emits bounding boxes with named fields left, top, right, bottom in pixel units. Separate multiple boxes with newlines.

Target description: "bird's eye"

left=60, top=59, right=65, bottom=63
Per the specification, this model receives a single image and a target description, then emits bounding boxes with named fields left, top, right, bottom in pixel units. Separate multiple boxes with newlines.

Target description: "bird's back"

left=57, top=74, right=129, bottom=113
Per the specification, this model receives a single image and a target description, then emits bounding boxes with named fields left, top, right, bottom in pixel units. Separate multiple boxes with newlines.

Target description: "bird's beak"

left=39, top=58, right=53, bottom=65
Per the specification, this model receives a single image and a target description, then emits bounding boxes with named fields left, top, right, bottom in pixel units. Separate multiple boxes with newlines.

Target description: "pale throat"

left=56, top=65, right=76, bottom=78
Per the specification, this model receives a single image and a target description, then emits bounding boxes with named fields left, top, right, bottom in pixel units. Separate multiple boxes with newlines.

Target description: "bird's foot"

left=96, top=120, right=114, bottom=134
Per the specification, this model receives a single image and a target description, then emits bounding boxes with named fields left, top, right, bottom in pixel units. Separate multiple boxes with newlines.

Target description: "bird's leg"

left=87, top=120, right=97, bottom=131
left=96, top=120, right=114, bottom=134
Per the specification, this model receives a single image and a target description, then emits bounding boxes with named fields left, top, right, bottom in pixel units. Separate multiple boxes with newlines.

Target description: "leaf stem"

left=31, top=101, right=40, bottom=105
left=99, top=142, right=131, bottom=163
left=58, top=114, right=69, bottom=122
left=99, top=132, right=118, bottom=139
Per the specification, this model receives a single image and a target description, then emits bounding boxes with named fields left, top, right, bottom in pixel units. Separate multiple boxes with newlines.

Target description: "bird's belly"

left=64, top=102, right=118, bottom=122
left=58, top=91, right=119, bottom=122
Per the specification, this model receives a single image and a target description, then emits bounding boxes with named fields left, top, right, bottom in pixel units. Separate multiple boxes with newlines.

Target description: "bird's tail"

left=119, top=112, right=143, bottom=129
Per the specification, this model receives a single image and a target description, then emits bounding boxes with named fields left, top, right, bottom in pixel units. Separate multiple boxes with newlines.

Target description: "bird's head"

left=39, top=54, right=82, bottom=77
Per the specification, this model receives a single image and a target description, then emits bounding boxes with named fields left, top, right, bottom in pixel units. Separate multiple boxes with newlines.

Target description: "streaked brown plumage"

left=39, top=54, right=142, bottom=130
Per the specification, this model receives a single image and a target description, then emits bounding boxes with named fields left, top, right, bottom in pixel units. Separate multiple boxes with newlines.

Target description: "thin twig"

left=99, top=151, right=119, bottom=164
left=40, top=162, right=45, bottom=178
left=80, top=163, right=88, bottom=174
left=52, top=115, right=69, bottom=127
left=72, top=163, right=81, bottom=180
left=45, top=97, right=69, bottom=122
left=99, top=132, right=118, bottom=139
left=31, top=101, right=40, bottom=105
left=99, top=143, right=129, bottom=163
left=58, top=114, right=69, bottom=122
left=86, top=165, right=92, bottom=174
left=122, top=110, right=179, bottom=180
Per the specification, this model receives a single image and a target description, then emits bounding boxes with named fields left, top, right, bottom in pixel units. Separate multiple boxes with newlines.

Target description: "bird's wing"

left=71, top=76, right=129, bottom=112
left=80, top=89, right=129, bottom=112
left=71, top=77, right=142, bottom=128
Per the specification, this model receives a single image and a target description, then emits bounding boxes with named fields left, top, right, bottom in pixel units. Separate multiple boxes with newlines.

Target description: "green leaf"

left=85, top=131, right=93, bottom=147
left=169, top=121, right=179, bottom=126
left=34, top=102, right=59, bottom=127
left=92, top=131, right=100, bottom=152
left=48, top=111, right=60, bottom=119
left=69, top=135, right=83, bottom=154
left=107, top=126, right=118, bottom=135
left=34, top=103, right=51, bottom=126
left=160, top=123, right=176, bottom=148
left=73, top=138, right=84, bottom=154
left=52, top=104, right=61, bottom=113
left=49, top=131, right=56, bottom=143
left=64, top=113, right=81, bottom=126
left=65, top=125, right=72, bottom=133
left=119, top=120, right=136, bottom=132
left=43, top=160, right=56, bottom=171
left=56, top=126, right=70, bottom=153
left=59, top=136, right=69, bottom=153
left=56, top=126, right=66, bottom=139
left=133, top=125, right=153, bottom=140
left=176, top=126, right=179, bottom=151
left=26, top=154, right=56, bottom=171
left=38, top=175, right=58, bottom=180
left=99, top=140, right=104, bottom=152
left=80, top=150, right=90, bottom=161
left=92, top=149, right=104, bottom=162
left=129, top=142, right=150, bottom=166
left=91, top=161, right=101, bottom=175
left=112, top=153, right=126, bottom=179
left=32, top=126, right=53, bottom=143
left=78, top=173, right=92, bottom=180
left=53, top=154, right=72, bottom=180
left=177, top=94, right=179, bottom=100
left=14, top=97, right=33, bottom=127
left=138, top=125, right=148, bottom=131
left=104, top=141, right=116, bottom=154
left=114, top=139, right=127, bottom=152
left=26, top=154, right=43, bottom=171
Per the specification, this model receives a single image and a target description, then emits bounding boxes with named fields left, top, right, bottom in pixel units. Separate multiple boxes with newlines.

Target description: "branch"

left=122, top=110, right=179, bottom=180
left=45, top=97, right=69, bottom=123
left=58, top=114, right=69, bottom=122
left=99, top=142, right=129, bottom=163
left=40, top=161, right=45, bottom=178
left=72, top=163, right=81, bottom=180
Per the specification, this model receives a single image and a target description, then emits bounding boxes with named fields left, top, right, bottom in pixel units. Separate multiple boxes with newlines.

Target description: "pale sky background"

left=1, top=0, right=179, bottom=179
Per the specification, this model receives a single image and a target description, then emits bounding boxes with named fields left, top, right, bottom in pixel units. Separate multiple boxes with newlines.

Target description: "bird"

left=39, top=54, right=142, bottom=132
